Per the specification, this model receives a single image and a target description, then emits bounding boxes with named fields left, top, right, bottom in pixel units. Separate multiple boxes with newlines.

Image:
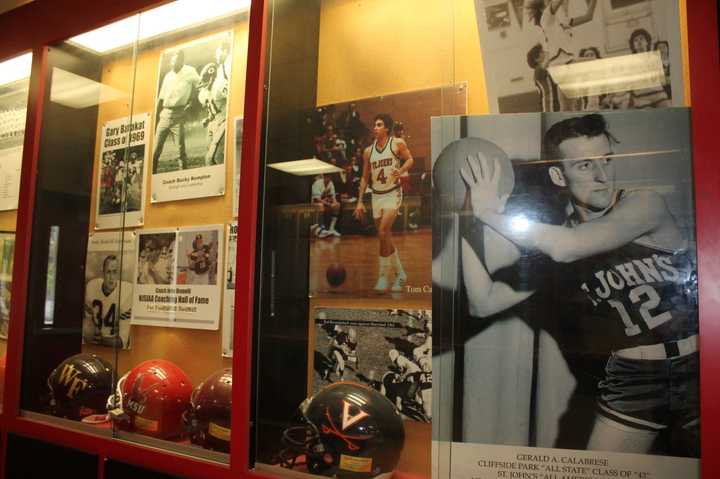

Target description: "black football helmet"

left=48, top=353, right=114, bottom=420
left=185, top=368, right=232, bottom=452
left=279, top=381, right=405, bottom=479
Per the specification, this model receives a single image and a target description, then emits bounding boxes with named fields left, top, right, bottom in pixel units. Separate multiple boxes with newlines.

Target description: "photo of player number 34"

left=432, top=109, right=699, bottom=463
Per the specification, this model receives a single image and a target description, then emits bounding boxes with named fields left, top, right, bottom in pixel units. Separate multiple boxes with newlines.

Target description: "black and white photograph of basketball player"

left=83, top=233, right=135, bottom=349
left=152, top=32, right=232, bottom=175
left=313, top=308, right=432, bottom=423
left=433, top=110, right=698, bottom=464
left=136, top=232, right=176, bottom=285
left=176, top=229, right=219, bottom=285
left=98, top=145, right=144, bottom=215
left=473, top=0, right=684, bottom=113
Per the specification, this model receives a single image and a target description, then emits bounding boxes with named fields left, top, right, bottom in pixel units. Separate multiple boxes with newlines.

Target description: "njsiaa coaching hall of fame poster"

left=431, top=109, right=699, bottom=478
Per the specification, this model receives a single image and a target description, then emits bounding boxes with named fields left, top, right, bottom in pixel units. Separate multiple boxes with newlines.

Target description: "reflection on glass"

left=43, top=225, right=60, bottom=325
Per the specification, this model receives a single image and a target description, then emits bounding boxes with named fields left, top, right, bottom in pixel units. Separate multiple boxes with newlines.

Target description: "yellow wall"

left=83, top=19, right=249, bottom=386
left=317, top=0, right=489, bottom=114
left=317, top=0, right=690, bottom=112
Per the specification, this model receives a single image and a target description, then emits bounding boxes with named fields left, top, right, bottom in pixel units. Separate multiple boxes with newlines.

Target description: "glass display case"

left=17, top=0, right=250, bottom=464
left=251, top=1, right=701, bottom=479
left=2, top=0, right=718, bottom=478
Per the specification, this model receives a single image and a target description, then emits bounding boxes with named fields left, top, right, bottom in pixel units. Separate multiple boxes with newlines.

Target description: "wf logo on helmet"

left=58, top=364, right=88, bottom=399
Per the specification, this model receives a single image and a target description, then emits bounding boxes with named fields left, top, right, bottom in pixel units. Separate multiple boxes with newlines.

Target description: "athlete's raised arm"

left=569, top=0, right=597, bottom=28
left=462, top=234, right=535, bottom=318
left=461, top=154, right=675, bottom=264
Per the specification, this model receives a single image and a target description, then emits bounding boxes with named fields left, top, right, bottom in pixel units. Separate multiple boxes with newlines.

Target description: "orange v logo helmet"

left=119, top=359, right=192, bottom=439
left=279, top=381, right=405, bottom=479
left=47, top=353, right=114, bottom=420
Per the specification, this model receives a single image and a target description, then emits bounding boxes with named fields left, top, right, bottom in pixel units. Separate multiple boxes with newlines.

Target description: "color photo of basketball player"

left=313, top=308, right=432, bottom=423
left=305, top=86, right=466, bottom=297
left=432, top=110, right=698, bottom=470
left=353, top=114, right=414, bottom=292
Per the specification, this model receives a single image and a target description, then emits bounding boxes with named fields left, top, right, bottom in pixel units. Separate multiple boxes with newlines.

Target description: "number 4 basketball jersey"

left=369, top=138, right=400, bottom=193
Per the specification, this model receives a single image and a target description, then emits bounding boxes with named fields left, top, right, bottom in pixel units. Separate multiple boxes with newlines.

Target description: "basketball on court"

left=326, top=263, right=347, bottom=287
left=432, top=137, right=515, bottom=213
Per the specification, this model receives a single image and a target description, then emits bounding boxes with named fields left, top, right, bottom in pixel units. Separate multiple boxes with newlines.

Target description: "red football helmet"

left=115, top=359, right=192, bottom=439
left=185, top=368, right=232, bottom=452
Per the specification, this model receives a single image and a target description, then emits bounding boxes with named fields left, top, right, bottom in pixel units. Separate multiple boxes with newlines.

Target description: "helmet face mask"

left=279, top=382, right=405, bottom=479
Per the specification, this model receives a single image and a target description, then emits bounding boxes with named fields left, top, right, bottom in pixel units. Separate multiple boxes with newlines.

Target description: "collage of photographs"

left=0, top=0, right=709, bottom=478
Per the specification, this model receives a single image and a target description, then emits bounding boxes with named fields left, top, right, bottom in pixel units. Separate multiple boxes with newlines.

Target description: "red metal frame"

left=231, top=0, right=268, bottom=475
left=0, top=0, right=717, bottom=478
left=687, top=1, right=720, bottom=476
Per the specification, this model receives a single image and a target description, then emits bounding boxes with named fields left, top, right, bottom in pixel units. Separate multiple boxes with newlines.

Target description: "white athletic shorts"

left=371, top=188, right=402, bottom=219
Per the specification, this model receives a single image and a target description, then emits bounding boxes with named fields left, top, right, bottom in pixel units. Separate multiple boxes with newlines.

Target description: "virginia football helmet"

left=47, top=353, right=114, bottom=420
left=113, top=359, right=192, bottom=439
left=279, top=381, right=405, bottom=479
left=185, top=368, right=232, bottom=452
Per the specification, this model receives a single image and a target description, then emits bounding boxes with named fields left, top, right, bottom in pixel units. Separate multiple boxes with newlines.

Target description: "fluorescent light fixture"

left=549, top=51, right=665, bottom=99
left=50, top=68, right=127, bottom=109
left=268, top=159, right=343, bottom=176
left=0, top=52, right=32, bottom=87
left=68, top=0, right=250, bottom=54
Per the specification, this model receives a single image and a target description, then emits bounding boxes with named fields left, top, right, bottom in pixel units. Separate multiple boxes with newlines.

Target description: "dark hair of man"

left=102, top=254, right=117, bottom=273
left=542, top=114, right=618, bottom=162
left=629, top=28, right=652, bottom=53
left=579, top=47, right=601, bottom=59
left=374, top=114, right=393, bottom=134
left=527, top=43, right=544, bottom=69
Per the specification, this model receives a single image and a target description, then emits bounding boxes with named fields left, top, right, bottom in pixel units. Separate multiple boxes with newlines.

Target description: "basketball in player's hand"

left=433, top=137, right=515, bottom=213
left=326, top=263, right=347, bottom=288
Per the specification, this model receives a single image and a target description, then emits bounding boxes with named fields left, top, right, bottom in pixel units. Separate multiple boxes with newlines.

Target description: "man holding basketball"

left=353, top=114, right=414, bottom=292
left=460, top=113, right=698, bottom=456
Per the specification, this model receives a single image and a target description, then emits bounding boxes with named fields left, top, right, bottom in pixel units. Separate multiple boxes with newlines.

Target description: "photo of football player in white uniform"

left=82, top=232, right=136, bottom=349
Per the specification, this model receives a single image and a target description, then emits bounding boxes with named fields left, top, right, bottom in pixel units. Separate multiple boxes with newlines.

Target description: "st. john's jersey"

left=83, top=278, right=133, bottom=340
left=569, top=240, right=697, bottom=354
left=369, top=138, right=400, bottom=193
